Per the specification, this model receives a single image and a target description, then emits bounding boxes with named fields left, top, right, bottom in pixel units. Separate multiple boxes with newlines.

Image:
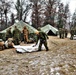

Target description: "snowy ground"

left=0, top=35, right=76, bottom=75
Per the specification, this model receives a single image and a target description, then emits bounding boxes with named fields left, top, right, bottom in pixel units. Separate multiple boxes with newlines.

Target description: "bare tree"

left=30, top=0, right=47, bottom=28
left=11, top=13, right=15, bottom=25
left=15, top=0, right=32, bottom=22
left=31, top=3, right=41, bottom=28
left=57, top=2, right=70, bottom=29
left=57, top=3, right=65, bottom=29
left=71, top=9, right=76, bottom=28
left=64, top=3, right=70, bottom=29
left=44, top=0, right=60, bottom=26
left=0, top=0, right=13, bottom=29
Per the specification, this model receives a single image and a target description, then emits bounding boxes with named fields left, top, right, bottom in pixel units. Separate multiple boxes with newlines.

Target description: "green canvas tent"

left=0, top=21, right=38, bottom=41
left=40, top=24, right=58, bottom=35
left=0, top=21, right=38, bottom=34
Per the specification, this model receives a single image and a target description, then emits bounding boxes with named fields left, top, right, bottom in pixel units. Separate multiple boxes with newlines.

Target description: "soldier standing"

left=61, top=28, right=65, bottom=39
left=34, top=31, right=49, bottom=51
left=13, top=26, right=21, bottom=45
left=59, top=28, right=62, bottom=38
left=64, top=29, right=68, bottom=38
left=6, top=28, right=12, bottom=40
left=22, top=26, right=29, bottom=43
left=70, top=28, right=75, bottom=40
left=74, top=27, right=76, bottom=35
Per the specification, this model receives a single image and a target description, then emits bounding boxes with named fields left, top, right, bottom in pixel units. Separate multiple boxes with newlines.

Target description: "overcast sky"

left=61, top=0, right=76, bottom=14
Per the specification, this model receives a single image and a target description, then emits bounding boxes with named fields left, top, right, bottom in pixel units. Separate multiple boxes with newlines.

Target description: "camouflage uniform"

left=64, top=29, right=68, bottom=38
left=61, top=28, right=65, bottom=39
left=70, top=28, right=75, bottom=40
left=6, top=28, right=12, bottom=40
left=59, top=28, right=65, bottom=39
left=59, top=28, right=62, bottom=38
left=35, top=31, right=49, bottom=51
left=13, top=26, right=21, bottom=45
left=22, top=26, right=29, bottom=43
left=74, top=27, right=76, bottom=35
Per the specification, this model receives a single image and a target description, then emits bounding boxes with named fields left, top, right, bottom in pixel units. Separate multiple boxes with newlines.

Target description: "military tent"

left=40, top=24, right=58, bottom=36
left=0, top=21, right=38, bottom=33
left=0, top=21, right=38, bottom=41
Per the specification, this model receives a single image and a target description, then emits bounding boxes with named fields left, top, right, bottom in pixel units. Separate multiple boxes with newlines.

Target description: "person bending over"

left=34, top=31, right=49, bottom=51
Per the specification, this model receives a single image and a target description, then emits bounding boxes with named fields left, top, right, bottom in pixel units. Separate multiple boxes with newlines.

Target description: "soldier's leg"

left=26, top=35, right=28, bottom=43
left=70, top=34, right=73, bottom=40
left=14, top=39, right=17, bottom=45
left=17, top=37, right=20, bottom=45
left=61, top=33, right=62, bottom=38
left=44, top=41, right=49, bottom=51
left=38, top=41, right=42, bottom=51
left=60, top=33, right=61, bottom=38
left=24, top=35, right=26, bottom=43
left=20, top=33, right=23, bottom=42
left=65, top=33, right=67, bottom=38
left=62, top=33, right=64, bottom=39
left=63, top=32, right=65, bottom=38
left=27, top=34, right=29, bottom=41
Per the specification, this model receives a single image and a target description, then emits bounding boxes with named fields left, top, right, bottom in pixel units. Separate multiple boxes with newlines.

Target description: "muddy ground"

left=0, top=36, right=76, bottom=75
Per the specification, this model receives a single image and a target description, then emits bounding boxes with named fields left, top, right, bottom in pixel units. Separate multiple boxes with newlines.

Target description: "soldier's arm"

left=12, top=30, right=15, bottom=36
left=33, top=36, right=39, bottom=47
left=44, top=32, right=49, bottom=39
left=36, top=35, right=39, bottom=45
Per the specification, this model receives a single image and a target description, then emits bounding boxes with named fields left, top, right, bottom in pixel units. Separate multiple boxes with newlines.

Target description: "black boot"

left=38, top=49, right=41, bottom=51
left=46, top=47, right=49, bottom=51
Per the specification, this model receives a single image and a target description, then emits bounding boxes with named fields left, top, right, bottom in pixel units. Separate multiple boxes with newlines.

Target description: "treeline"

left=0, top=0, right=76, bottom=31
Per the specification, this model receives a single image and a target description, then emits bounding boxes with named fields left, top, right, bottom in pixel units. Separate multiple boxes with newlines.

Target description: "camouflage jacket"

left=36, top=31, right=48, bottom=44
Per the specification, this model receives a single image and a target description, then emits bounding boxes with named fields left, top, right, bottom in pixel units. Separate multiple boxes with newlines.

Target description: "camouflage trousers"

left=38, top=40, right=48, bottom=51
